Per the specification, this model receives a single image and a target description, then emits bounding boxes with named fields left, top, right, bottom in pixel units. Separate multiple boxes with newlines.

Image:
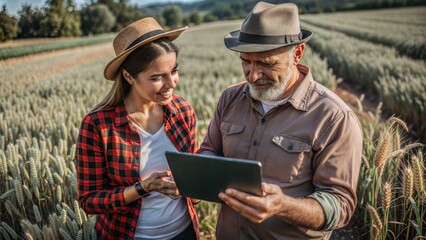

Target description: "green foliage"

left=163, top=6, right=183, bottom=28
left=40, top=0, right=81, bottom=37
left=188, top=12, right=202, bottom=25
left=0, top=6, right=18, bottom=42
left=96, top=0, right=141, bottom=31
left=203, top=13, right=218, bottom=23
left=17, top=5, right=44, bottom=38
left=80, top=4, right=116, bottom=35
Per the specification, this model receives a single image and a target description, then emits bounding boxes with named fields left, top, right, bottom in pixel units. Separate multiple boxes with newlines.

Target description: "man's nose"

left=247, top=65, right=263, bottom=83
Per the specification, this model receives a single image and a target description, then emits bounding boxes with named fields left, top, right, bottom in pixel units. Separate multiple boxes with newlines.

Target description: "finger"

left=162, top=188, right=181, bottom=199
left=262, top=182, right=273, bottom=193
left=219, top=192, right=263, bottom=223
left=224, top=188, right=264, bottom=208
left=153, top=171, right=171, bottom=179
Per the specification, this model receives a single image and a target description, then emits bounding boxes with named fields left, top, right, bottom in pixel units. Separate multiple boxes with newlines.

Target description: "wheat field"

left=0, top=7, right=425, bottom=240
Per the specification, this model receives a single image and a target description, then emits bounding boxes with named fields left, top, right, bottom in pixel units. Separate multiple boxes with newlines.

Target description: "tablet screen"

left=165, top=151, right=263, bottom=203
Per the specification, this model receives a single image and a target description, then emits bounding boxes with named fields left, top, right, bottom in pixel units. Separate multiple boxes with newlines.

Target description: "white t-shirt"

left=260, top=96, right=290, bottom=113
left=134, top=124, right=191, bottom=240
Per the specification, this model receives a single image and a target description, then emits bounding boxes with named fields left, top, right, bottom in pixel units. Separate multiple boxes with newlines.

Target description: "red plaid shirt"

left=76, top=96, right=199, bottom=240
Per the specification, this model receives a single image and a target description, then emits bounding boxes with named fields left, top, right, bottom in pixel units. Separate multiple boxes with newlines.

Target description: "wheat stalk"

left=61, top=209, right=67, bottom=226
left=14, top=179, right=24, bottom=206
left=22, top=184, right=32, bottom=201
left=1, top=222, right=18, bottom=240
left=372, top=224, right=380, bottom=239
left=74, top=200, right=83, bottom=225
left=76, top=229, right=83, bottom=240
left=56, top=185, right=63, bottom=203
left=30, top=223, right=43, bottom=240
left=29, top=157, right=39, bottom=188
left=0, top=226, right=11, bottom=240
left=49, top=213, right=60, bottom=240
left=33, top=205, right=42, bottom=223
left=402, top=166, right=414, bottom=199
left=367, top=204, right=383, bottom=230
left=24, top=232, right=34, bottom=240
left=42, top=226, right=54, bottom=240
left=411, top=154, right=425, bottom=198
left=0, top=150, right=7, bottom=178
left=0, top=189, right=15, bottom=200
left=374, top=131, right=391, bottom=178
left=381, top=182, right=392, bottom=209
left=59, top=228, right=74, bottom=240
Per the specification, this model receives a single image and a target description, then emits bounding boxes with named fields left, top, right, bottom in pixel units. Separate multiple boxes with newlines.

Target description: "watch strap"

left=135, top=182, right=149, bottom=197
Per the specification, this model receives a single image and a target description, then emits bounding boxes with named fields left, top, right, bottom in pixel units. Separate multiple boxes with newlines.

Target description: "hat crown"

left=241, top=2, right=301, bottom=36
left=112, top=17, right=164, bottom=56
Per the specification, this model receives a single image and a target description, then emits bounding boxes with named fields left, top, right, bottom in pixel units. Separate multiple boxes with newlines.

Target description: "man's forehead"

left=240, top=50, right=285, bottom=60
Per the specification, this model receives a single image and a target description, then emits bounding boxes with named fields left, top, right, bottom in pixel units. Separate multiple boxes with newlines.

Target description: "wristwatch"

left=135, top=182, right=149, bottom=197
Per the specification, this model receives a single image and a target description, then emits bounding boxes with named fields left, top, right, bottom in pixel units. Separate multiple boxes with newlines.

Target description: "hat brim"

left=104, top=26, right=188, bottom=80
left=224, top=29, right=312, bottom=53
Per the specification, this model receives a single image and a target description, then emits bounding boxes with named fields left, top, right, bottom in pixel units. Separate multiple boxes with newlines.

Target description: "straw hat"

left=104, top=17, right=188, bottom=80
left=224, top=2, right=312, bottom=53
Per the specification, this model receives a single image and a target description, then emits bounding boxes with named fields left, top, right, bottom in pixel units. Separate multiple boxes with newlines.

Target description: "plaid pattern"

left=76, top=96, right=199, bottom=239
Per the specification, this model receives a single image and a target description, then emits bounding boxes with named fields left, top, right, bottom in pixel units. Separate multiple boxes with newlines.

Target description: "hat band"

left=125, top=29, right=165, bottom=50
left=239, top=32, right=303, bottom=44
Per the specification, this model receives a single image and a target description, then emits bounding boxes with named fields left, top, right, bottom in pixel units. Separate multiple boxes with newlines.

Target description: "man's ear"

left=293, top=43, right=305, bottom=65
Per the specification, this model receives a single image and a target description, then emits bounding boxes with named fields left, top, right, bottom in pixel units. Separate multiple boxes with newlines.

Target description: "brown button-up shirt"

left=199, top=64, right=363, bottom=240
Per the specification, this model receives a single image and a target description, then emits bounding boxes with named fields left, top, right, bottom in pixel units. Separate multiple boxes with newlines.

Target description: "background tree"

left=188, top=12, right=202, bottom=25
left=163, top=6, right=183, bottom=28
left=96, top=0, right=141, bottom=31
left=80, top=4, right=115, bottom=35
left=0, top=5, right=18, bottom=41
left=17, top=5, right=43, bottom=38
left=40, top=0, right=81, bottom=37
left=203, top=13, right=218, bottom=22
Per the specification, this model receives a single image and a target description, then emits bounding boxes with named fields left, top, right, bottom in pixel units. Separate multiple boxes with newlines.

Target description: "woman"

left=76, top=17, right=199, bottom=240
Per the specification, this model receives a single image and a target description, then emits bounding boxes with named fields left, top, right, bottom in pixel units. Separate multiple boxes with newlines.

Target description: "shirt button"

left=252, top=140, right=258, bottom=146
left=288, top=144, right=294, bottom=150
left=260, top=119, right=266, bottom=125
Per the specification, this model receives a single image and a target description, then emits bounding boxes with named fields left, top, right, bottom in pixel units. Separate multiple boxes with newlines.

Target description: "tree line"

left=0, top=0, right=202, bottom=42
left=1, top=0, right=424, bottom=42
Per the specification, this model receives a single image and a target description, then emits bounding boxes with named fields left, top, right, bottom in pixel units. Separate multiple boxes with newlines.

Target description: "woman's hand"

left=141, top=171, right=181, bottom=199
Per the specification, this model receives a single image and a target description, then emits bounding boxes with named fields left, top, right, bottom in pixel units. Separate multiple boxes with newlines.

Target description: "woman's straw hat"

left=104, top=17, right=187, bottom=80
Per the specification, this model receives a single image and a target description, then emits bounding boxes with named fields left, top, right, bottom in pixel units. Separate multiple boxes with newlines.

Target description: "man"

left=198, top=2, right=363, bottom=239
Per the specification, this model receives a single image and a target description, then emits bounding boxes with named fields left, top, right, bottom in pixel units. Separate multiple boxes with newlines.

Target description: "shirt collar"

left=244, top=64, right=314, bottom=112
left=288, top=64, right=314, bottom=112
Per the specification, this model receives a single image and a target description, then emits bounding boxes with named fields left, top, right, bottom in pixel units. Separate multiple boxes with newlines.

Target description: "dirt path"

left=0, top=43, right=113, bottom=95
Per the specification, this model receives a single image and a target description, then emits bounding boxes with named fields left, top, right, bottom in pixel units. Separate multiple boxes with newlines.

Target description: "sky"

left=1, top=0, right=202, bottom=16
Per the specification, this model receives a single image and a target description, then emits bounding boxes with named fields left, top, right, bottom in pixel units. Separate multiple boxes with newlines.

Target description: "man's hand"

left=219, top=182, right=326, bottom=230
left=218, top=182, right=285, bottom=223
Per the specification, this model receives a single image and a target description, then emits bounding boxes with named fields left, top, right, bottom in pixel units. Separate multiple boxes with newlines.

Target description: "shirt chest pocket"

left=265, top=135, right=312, bottom=182
left=220, top=122, right=245, bottom=158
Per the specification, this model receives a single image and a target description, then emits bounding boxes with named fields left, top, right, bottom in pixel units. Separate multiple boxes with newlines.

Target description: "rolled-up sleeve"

left=76, top=115, right=131, bottom=214
left=311, top=110, right=363, bottom=229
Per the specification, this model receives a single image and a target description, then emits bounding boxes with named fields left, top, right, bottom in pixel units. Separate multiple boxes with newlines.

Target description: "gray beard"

left=248, top=65, right=293, bottom=101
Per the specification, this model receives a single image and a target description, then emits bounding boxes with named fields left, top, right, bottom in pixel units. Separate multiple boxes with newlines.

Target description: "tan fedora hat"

left=224, top=2, right=312, bottom=53
left=104, top=17, right=188, bottom=80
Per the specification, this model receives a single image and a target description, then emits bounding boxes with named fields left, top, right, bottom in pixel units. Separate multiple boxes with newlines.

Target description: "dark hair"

left=93, top=38, right=179, bottom=111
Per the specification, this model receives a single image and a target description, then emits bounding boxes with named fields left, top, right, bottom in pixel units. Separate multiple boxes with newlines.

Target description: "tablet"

left=165, top=151, right=263, bottom=203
